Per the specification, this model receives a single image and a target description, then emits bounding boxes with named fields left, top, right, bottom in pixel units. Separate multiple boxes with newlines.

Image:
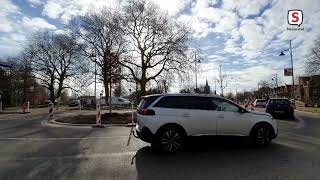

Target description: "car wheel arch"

left=250, top=121, right=275, bottom=137
left=155, top=123, right=188, bottom=137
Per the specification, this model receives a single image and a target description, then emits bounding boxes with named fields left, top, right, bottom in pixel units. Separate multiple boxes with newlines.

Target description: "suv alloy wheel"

left=153, top=128, right=185, bottom=153
left=252, top=125, right=272, bottom=147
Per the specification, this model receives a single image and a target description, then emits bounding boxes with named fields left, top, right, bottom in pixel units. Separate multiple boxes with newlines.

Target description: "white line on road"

left=0, top=135, right=129, bottom=141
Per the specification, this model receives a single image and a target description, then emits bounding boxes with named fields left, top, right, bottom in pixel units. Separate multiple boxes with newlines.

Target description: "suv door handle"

left=217, top=115, right=224, bottom=118
left=182, top=114, right=190, bottom=117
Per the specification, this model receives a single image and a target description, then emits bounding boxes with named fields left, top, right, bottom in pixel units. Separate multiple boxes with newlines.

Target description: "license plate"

left=275, top=110, right=285, bottom=114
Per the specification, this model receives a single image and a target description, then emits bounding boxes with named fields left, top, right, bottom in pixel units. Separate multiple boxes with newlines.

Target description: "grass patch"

left=297, top=107, right=320, bottom=113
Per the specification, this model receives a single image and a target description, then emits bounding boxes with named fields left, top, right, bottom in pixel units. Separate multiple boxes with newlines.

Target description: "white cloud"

left=222, top=0, right=270, bottom=18
left=43, top=1, right=64, bottom=19
left=42, top=0, right=122, bottom=23
left=0, top=0, right=19, bottom=33
left=22, top=17, right=57, bottom=30
left=238, top=19, right=271, bottom=58
left=153, top=0, right=192, bottom=16
left=28, top=0, right=44, bottom=7
left=177, top=1, right=240, bottom=38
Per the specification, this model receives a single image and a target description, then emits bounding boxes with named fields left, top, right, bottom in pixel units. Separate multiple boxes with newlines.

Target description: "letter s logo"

left=288, top=10, right=303, bottom=26
left=291, top=12, right=299, bottom=22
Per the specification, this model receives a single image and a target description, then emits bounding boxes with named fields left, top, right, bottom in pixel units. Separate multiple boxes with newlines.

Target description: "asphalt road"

left=0, top=110, right=319, bottom=180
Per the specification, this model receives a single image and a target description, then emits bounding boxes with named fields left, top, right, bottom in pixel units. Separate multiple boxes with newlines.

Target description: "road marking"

left=0, top=135, right=129, bottom=141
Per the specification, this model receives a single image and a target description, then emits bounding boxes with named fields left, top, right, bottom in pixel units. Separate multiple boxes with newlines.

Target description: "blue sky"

left=1, top=0, right=320, bottom=94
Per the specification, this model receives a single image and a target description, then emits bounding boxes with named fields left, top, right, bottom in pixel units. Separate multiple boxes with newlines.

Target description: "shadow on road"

left=134, top=137, right=297, bottom=180
left=0, top=130, right=94, bottom=180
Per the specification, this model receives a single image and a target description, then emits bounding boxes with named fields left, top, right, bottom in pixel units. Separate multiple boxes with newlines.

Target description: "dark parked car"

left=266, top=98, right=294, bottom=118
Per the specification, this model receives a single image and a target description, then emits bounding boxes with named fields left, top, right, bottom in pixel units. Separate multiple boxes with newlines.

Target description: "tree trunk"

left=139, top=81, right=146, bottom=102
left=109, top=60, right=112, bottom=114
left=49, top=86, right=55, bottom=104
left=103, top=78, right=109, bottom=105
left=56, top=76, right=64, bottom=100
left=109, top=78, right=112, bottom=114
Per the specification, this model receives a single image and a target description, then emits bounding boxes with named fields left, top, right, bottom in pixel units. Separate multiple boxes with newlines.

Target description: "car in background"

left=68, top=100, right=80, bottom=107
left=110, top=97, right=131, bottom=107
left=253, top=99, right=267, bottom=108
left=136, top=94, right=278, bottom=153
left=266, top=98, right=294, bottom=118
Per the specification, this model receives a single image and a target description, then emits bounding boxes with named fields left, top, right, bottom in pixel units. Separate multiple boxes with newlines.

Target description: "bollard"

left=0, top=101, right=2, bottom=112
left=48, top=103, right=54, bottom=119
left=92, top=95, right=105, bottom=128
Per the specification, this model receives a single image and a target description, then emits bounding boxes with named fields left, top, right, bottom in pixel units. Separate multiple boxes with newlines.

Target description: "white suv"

left=136, top=94, right=278, bottom=152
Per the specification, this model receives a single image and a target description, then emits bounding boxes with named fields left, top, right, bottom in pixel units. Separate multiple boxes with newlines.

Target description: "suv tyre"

left=152, top=127, right=185, bottom=153
left=251, top=125, right=272, bottom=147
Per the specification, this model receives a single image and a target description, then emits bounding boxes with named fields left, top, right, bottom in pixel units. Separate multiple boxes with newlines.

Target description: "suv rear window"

left=138, top=95, right=161, bottom=109
left=268, top=99, right=289, bottom=105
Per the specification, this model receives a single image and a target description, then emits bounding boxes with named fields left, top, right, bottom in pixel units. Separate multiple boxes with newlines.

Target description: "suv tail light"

left=138, top=109, right=155, bottom=115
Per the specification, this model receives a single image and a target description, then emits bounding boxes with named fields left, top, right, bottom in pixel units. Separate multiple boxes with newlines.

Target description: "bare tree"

left=27, top=31, right=56, bottom=102
left=27, top=31, right=85, bottom=103
left=226, top=92, right=234, bottom=100
left=257, top=80, right=272, bottom=98
left=306, top=38, right=320, bottom=74
left=69, top=9, right=125, bottom=108
left=156, top=72, right=173, bottom=94
left=2, top=55, right=35, bottom=106
left=217, top=64, right=232, bottom=97
left=120, top=0, right=191, bottom=100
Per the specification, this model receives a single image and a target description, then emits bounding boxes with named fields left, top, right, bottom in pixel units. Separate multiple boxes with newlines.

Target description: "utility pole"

left=289, top=40, right=295, bottom=98
left=279, top=40, right=295, bottom=99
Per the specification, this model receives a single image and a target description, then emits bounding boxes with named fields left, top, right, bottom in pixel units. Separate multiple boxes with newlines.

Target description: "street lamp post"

left=279, top=40, right=295, bottom=99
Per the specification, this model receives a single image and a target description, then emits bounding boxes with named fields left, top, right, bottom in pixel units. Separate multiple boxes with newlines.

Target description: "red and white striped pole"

left=48, top=102, right=54, bottom=119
